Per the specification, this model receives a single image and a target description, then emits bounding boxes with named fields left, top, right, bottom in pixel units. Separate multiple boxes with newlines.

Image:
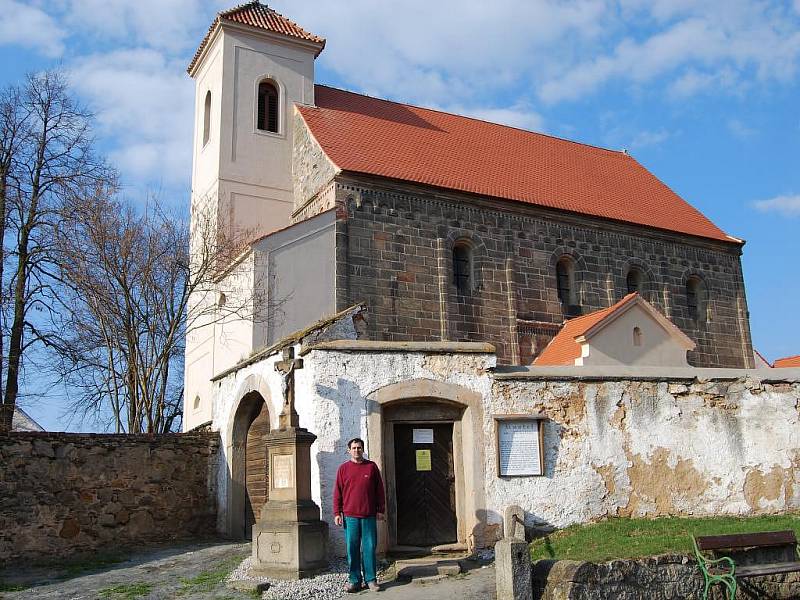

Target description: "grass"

left=0, top=582, right=30, bottom=592
left=530, top=513, right=800, bottom=563
left=60, top=554, right=127, bottom=579
left=178, top=553, right=247, bottom=594
left=98, top=583, right=153, bottom=599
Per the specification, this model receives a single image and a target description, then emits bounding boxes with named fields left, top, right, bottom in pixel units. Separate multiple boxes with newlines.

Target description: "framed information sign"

left=495, top=416, right=545, bottom=477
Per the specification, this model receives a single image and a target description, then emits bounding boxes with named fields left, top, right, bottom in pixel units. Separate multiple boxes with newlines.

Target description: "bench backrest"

left=695, top=530, right=797, bottom=552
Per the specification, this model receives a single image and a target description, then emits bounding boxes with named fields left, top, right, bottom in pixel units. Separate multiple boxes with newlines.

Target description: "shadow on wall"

left=314, top=377, right=364, bottom=555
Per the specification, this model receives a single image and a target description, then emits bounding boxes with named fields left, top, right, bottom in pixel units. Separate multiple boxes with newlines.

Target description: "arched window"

left=633, top=326, right=643, bottom=347
left=556, top=258, right=572, bottom=304
left=686, top=276, right=707, bottom=324
left=193, top=395, right=201, bottom=410
left=556, top=256, right=581, bottom=314
left=202, top=90, right=211, bottom=145
left=626, top=267, right=645, bottom=294
left=452, top=242, right=472, bottom=294
left=257, top=80, right=279, bottom=133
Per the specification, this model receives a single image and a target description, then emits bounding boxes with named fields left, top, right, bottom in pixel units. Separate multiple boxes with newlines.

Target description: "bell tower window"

left=257, top=80, right=279, bottom=133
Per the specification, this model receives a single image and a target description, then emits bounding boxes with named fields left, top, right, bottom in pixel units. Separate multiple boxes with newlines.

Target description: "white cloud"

left=436, top=104, right=545, bottom=133
left=62, top=0, right=208, bottom=52
left=0, top=0, right=66, bottom=57
left=629, top=128, right=671, bottom=149
left=753, top=194, right=800, bottom=217
left=727, top=118, right=756, bottom=138
left=537, top=2, right=800, bottom=103
left=68, top=49, right=194, bottom=187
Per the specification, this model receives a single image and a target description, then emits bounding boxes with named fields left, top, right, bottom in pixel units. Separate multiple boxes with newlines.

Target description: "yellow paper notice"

left=415, top=449, right=431, bottom=471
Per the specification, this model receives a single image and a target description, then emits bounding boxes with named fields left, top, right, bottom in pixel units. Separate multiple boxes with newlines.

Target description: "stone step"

left=394, top=557, right=464, bottom=581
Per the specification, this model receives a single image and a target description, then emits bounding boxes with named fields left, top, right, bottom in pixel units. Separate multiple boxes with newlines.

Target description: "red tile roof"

left=188, top=2, right=325, bottom=74
left=774, top=355, right=800, bottom=368
left=533, top=293, right=640, bottom=366
left=298, top=86, right=736, bottom=243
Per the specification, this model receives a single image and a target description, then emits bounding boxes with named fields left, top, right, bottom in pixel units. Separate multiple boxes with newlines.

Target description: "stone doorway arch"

left=227, top=379, right=272, bottom=540
left=366, top=379, right=487, bottom=553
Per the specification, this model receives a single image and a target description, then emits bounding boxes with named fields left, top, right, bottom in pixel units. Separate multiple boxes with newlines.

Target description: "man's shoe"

left=367, top=581, right=380, bottom=592
left=345, top=583, right=362, bottom=593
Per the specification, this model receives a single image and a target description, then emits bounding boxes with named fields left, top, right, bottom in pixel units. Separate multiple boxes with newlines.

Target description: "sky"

left=1, top=0, right=799, bottom=430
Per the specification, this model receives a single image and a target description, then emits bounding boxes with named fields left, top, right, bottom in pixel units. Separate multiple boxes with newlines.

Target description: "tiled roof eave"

left=188, top=10, right=325, bottom=76
left=335, top=168, right=742, bottom=247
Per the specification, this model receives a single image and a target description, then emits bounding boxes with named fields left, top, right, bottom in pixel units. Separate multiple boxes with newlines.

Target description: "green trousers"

left=343, top=516, right=377, bottom=585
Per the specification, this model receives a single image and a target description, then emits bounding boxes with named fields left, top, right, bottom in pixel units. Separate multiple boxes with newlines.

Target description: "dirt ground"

left=0, top=541, right=496, bottom=600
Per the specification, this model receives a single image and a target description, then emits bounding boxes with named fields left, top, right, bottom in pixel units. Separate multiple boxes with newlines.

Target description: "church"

left=182, top=2, right=797, bottom=559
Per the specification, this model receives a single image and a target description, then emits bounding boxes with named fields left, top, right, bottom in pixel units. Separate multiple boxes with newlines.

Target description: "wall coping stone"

left=493, top=365, right=800, bottom=382
left=301, top=340, right=496, bottom=355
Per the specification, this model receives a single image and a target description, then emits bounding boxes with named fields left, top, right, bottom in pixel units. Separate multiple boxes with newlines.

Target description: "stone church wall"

left=0, top=432, right=219, bottom=564
left=331, top=175, right=753, bottom=368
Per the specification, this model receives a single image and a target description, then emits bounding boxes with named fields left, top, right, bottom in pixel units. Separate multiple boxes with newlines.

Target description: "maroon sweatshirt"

left=333, top=459, right=386, bottom=518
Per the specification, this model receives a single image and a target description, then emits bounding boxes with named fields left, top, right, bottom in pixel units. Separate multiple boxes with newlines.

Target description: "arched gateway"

left=225, top=376, right=272, bottom=539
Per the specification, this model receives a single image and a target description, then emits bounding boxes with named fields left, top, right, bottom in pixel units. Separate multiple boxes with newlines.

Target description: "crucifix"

left=275, top=346, right=303, bottom=429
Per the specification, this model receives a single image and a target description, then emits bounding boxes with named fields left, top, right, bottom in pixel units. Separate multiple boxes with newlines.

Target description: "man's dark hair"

left=347, top=437, right=364, bottom=449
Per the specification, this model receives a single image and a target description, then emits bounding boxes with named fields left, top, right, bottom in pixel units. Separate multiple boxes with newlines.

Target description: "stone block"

left=495, top=537, right=532, bottom=600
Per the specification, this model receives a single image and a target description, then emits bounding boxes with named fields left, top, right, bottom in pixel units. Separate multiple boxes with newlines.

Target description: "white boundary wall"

left=210, top=341, right=800, bottom=554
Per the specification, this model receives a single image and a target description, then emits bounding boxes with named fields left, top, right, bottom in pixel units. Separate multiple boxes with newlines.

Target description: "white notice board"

left=413, top=428, right=434, bottom=444
left=497, top=419, right=543, bottom=476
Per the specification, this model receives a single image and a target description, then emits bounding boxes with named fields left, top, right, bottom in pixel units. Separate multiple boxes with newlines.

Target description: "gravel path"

left=0, top=541, right=495, bottom=600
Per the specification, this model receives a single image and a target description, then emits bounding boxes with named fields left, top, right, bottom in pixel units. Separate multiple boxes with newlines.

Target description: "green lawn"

left=530, top=513, right=800, bottom=563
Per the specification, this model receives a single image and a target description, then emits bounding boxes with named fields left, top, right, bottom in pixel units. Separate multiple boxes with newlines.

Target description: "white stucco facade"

left=208, top=333, right=800, bottom=555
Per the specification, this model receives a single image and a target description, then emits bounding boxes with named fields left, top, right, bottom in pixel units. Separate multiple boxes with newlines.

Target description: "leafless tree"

left=51, top=188, right=258, bottom=433
left=0, top=71, right=111, bottom=432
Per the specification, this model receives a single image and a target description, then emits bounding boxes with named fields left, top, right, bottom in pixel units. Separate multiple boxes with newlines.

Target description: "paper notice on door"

left=415, top=449, right=432, bottom=471
left=413, top=428, right=434, bottom=444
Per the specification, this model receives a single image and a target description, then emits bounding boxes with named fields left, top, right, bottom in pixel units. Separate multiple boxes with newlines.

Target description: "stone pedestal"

left=251, top=427, right=328, bottom=579
left=496, top=537, right=533, bottom=600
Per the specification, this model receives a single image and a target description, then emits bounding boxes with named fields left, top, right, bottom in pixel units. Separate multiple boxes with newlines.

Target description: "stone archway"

left=366, top=379, right=487, bottom=553
left=226, top=376, right=272, bottom=539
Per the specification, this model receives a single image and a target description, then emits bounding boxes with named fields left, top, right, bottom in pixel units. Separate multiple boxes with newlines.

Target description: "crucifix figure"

left=275, top=346, right=303, bottom=429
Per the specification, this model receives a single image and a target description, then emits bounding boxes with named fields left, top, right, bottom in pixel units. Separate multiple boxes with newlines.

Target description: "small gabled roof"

left=188, top=2, right=325, bottom=75
left=533, top=293, right=695, bottom=366
left=298, top=86, right=738, bottom=243
left=774, top=354, right=800, bottom=368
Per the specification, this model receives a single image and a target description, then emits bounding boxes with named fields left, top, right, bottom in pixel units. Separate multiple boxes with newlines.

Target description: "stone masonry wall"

left=0, top=432, right=219, bottom=564
left=532, top=555, right=800, bottom=599
left=331, top=175, right=753, bottom=368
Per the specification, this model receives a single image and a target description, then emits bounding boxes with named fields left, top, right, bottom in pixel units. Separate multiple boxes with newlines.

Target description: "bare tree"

left=0, top=71, right=111, bottom=432
left=51, top=188, right=257, bottom=433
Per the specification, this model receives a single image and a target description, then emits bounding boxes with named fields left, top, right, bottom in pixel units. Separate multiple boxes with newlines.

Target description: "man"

left=333, top=437, right=386, bottom=593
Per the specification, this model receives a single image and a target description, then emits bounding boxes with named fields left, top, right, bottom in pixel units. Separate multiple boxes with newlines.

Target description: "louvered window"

left=257, top=81, right=279, bottom=133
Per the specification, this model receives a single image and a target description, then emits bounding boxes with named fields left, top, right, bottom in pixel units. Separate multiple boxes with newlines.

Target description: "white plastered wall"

left=210, top=342, right=800, bottom=554
left=579, top=304, right=690, bottom=367
left=184, top=22, right=319, bottom=430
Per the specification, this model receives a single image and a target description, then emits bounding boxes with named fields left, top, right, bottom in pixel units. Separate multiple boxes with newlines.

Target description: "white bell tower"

left=184, top=3, right=325, bottom=430
left=188, top=1, right=325, bottom=241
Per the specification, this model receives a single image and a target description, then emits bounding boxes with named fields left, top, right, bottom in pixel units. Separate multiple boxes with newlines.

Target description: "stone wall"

left=0, top=432, right=219, bottom=563
left=532, top=555, right=800, bottom=599
left=331, top=175, right=753, bottom=368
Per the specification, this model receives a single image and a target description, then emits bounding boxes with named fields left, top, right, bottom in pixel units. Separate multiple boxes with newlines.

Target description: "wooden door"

left=394, top=423, right=457, bottom=546
left=244, top=402, right=270, bottom=538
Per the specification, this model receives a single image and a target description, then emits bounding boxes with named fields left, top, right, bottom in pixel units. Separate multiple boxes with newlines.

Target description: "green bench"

left=692, top=530, right=800, bottom=599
